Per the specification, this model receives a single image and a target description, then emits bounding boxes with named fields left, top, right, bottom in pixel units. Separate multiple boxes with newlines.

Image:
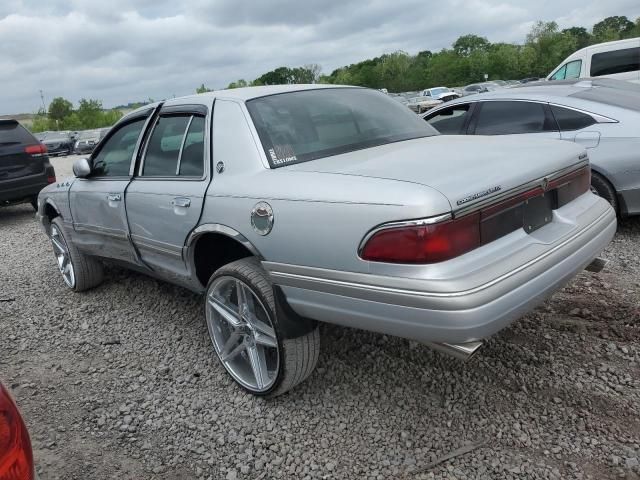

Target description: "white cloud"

left=0, top=0, right=638, bottom=114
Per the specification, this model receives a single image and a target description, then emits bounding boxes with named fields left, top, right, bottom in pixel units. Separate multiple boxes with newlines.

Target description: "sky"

left=0, top=0, right=638, bottom=114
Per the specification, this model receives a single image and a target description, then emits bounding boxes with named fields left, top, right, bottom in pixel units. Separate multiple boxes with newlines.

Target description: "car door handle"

left=171, top=197, right=191, bottom=208
left=107, top=193, right=121, bottom=202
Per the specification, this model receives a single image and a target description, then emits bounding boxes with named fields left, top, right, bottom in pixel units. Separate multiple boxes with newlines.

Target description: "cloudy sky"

left=1, top=0, right=638, bottom=114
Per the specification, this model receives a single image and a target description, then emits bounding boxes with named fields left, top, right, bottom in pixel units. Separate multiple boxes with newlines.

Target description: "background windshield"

left=247, top=88, right=437, bottom=167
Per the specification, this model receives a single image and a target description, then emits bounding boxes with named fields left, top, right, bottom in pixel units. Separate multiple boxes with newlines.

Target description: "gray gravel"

left=1, top=158, right=639, bottom=479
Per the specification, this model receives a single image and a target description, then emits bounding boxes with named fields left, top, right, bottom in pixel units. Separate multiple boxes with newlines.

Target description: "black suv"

left=1, top=120, right=56, bottom=210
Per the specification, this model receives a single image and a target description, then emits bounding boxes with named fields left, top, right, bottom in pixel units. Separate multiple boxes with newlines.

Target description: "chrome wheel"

left=206, top=276, right=279, bottom=393
left=50, top=225, right=75, bottom=288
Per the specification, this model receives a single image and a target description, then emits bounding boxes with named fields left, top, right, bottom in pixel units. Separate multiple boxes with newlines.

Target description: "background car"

left=422, top=78, right=640, bottom=216
left=0, top=380, right=35, bottom=480
left=461, top=82, right=502, bottom=96
left=35, top=131, right=74, bottom=156
left=547, top=37, right=640, bottom=83
left=407, top=95, right=442, bottom=113
left=420, top=86, right=461, bottom=102
left=73, top=129, right=102, bottom=154
left=1, top=119, right=56, bottom=209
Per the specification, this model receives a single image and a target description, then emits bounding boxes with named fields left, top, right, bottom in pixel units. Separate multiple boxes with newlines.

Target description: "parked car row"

left=34, top=127, right=110, bottom=156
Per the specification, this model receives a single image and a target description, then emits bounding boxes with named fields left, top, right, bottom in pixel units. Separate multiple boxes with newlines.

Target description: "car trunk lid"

left=286, top=135, right=587, bottom=211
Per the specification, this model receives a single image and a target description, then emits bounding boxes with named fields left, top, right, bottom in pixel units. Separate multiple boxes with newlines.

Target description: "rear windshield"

left=0, top=121, right=37, bottom=145
left=246, top=88, right=437, bottom=167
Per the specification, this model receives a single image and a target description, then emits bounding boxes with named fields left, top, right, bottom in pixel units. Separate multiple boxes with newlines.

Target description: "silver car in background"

left=423, top=78, right=640, bottom=216
left=36, top=85, right=615, bottom=396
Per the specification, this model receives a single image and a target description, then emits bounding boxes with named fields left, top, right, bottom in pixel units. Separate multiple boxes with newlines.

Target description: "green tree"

left=48, top=97, right=73, bottom=123
left=226, top=79, right=248, bottom=89
left=561, top=27, right=592, bottom=49
left=453, top=34, right=490, bottom=56
left=593, top=15, right=635, bottom=41
left=196, top=84, right=212, bottom=94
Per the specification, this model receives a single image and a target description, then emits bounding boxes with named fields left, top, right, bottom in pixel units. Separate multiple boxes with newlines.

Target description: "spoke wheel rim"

left=50, top=225, right=75, bottom=288
left=206, top=276, right=279, bottom=393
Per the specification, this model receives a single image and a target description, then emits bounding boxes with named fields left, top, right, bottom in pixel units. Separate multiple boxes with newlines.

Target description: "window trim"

left=137, top=113, right=208, bottom=181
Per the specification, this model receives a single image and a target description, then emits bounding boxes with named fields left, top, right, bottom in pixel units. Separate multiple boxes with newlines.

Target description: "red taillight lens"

left=47, top=176, right=56, bottom=184
left=360, top=212, right=481, bottom=264
left=24, top=144, right=47, bottom=156
left=0, top=385, right=34, bottom=480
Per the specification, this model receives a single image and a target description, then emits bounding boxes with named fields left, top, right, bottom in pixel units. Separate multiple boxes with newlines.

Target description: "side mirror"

left=72, top=158, right=91, bottom=178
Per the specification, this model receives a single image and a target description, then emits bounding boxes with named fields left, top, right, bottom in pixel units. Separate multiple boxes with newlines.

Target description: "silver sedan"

left=36, top=85, right=615, bottom=396
left=423, top=78, right=640, bottom=217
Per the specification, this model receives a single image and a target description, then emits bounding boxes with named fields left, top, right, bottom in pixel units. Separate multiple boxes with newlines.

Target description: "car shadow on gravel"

left=0, top=203, right=36, bottom=223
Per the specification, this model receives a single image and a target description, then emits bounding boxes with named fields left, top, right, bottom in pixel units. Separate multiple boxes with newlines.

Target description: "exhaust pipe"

left=426, top=340, right=484, bottom=361
left=585, top=257, right=608, bottom=273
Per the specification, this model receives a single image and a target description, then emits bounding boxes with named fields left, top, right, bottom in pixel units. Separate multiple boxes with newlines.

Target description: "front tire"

left=49, top=217, right=104, bottom=291
left=590, top=172, right=618, bottom=214
left=205, top=257, right=320, bottom=397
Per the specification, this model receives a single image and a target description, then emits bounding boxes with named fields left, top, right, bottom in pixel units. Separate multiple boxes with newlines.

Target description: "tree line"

left=32, top=97, right=123, bottom=133
left=197, top=15, right=640, bottom=94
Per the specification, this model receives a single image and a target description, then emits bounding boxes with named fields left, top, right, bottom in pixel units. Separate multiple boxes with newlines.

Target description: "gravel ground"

left=1, top=156, right=639, bottom=479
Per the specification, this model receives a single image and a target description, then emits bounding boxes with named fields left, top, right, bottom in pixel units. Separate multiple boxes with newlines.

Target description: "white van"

left=547, top=37, right=640, bottom=83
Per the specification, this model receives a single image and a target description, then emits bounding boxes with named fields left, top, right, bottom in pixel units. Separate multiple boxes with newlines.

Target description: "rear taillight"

left=360, top=166, right=592, bottom=264
left=24, top=144, right=47, bottom=157
left=47, top=176, right=56, bottom=184
left=0, top=384, right=34, bottom=480
left=360, top=213, right=481, bottom=264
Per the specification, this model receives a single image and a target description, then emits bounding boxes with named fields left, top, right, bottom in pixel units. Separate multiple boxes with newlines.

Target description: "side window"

left=179, top=116, right=205, bottom=177
left=142, top=116, right=191, bottom=176
left=550, top=64, right=567, bottom=80
left=565, top=60, right=582, bottom=79
left=91, top=119, right=145, bottom=177
left=550, top=105, right=596, bottom=131
left=590, top=47, right=640, bottom=76
left=474, top=101, right=555, bottom=135
left=425, top=104, right=471, bottom=134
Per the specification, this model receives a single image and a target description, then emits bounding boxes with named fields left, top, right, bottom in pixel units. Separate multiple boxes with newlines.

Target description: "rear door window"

left=143, top=116, right=191, bottom=176
left=550, top=106, right=596, bottom=131
left=590, top=47, right=640, bottom=76
left=142, top=114, right=205, bottom=177
left=473, top=101, right=555, bottom=135
left=424, top=104, right=472, bottom=134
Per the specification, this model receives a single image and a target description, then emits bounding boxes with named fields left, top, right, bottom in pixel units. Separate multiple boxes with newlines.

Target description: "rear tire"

left=49, top=217, right=104, bottom=292
left=205, top=257, right=320, bottom=397
left=30, top=197, right=38, bottom=211
left=590, top=172, right=618, bottom=214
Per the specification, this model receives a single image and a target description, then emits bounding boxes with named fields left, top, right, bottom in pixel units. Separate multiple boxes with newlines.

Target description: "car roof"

left=434, top=78, right=640, bottom=113
left=124, top=84, right=359, bottom=119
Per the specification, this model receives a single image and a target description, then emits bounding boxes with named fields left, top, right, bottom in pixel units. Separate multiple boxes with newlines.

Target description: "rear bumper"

left=265, top=195, right=616, bottom=344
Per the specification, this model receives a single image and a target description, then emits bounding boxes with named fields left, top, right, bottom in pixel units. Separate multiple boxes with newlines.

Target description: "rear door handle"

left=107, top=193, right=121, bottom=202
left=171, top=197, right=191, bottom=208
